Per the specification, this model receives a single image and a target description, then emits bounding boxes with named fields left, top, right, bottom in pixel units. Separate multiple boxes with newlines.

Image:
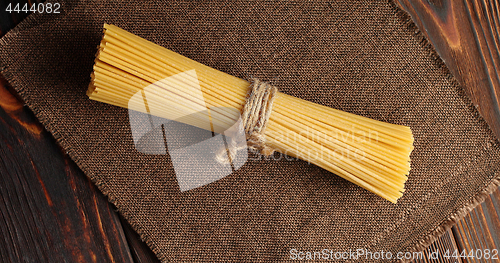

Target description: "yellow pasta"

left=88, top=24, right=414, bottom=203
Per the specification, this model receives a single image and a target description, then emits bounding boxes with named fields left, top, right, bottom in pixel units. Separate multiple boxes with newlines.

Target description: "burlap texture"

left=1, top=0, right=499, bottom=262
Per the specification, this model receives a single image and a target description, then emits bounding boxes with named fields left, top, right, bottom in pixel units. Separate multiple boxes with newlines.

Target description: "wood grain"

left=0, top=77, right=135, bottom=262
left=414, top=187, right=500, bottom=262
left=414, top=230, right=462, bottom=262
left=0, top=3, right=160, bottom=262
left=397, top=0, right=500, bottom=140
left=399, top=1, right=500, bottom=262
left=452, top=189, right=500, bottom=263
left=0, top=0, right=44, bottom=36
left=119, top=216, right=161, bottom=263
left=0, top=0, right=499, bottom=262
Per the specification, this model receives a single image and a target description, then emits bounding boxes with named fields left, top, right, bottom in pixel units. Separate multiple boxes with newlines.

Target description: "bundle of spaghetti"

left=88, top=24, right=414, bottom=203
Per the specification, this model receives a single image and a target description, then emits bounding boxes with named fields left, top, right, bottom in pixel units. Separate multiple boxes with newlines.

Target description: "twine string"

left=216, top=78, right=278, bottom=164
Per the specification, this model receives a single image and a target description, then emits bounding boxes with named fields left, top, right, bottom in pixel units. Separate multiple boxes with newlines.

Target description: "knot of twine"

left=216, top=78, right=278, bottom=164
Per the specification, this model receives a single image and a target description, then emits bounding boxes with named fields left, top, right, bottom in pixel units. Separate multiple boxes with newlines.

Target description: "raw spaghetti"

left=87, top=24, right=414, bottom=203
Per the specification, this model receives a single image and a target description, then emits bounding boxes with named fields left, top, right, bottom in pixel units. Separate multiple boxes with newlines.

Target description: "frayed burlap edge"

left=1, top=1, right=500, bottom=262
left=388, top=0, right=500, bottom=262
left=0, top=70, right=168, bottom=262
left=0, top=9, right=170, bottom=262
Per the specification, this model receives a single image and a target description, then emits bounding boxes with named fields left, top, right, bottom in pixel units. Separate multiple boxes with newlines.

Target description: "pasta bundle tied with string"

left=87, top=24, right=414, bottom=203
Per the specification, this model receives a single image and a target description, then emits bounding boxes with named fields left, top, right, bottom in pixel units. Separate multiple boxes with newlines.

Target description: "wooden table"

left=398, top=0, right=500, bottom=262
left=1, top=0, right=499, bottom=262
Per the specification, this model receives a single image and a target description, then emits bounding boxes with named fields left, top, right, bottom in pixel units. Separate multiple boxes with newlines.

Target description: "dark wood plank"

left=397, top=0, right=500, bottom=140
left=415, top=230, right=463, bottom=263
left=413, top=188, right=500, bottom=262
left=0, top=0, right=44, bottom=36
left=398, top=1, right=500, bottom=262
left=483, top=189, right=500, bottom=248
left=119, top=216, right=161, bottom=263
left=0, top=3, right=160, bottom=262
left=1, top=1, right=498, bottom=262
left=451, top=188, right=500, bottom=263
left=0, top=77, right=134, bottom=262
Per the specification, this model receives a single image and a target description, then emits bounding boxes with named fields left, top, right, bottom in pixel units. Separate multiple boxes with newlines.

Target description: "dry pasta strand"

left=88, top=24, right=414, bottom=203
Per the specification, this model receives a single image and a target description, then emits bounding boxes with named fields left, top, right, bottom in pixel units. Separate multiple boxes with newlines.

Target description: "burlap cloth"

left=1, top=0, right=499, bottom=262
